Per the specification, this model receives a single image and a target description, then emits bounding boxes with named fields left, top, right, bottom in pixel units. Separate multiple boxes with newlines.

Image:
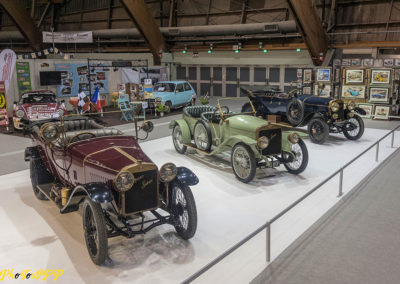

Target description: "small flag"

left=49, top=47, right=54, bottom=53
left=31, top=53, right=36, bottom=59
left=37, top=51, right=42, bottom=56
left=54, top=47, right=59, bottom=54
left=44, top=49, right=49, bottom=55
left=64, top=54, right=69, bottom=60
left=17, top=55, right=23, bottom=60
left=90, top=86, right=102, bottom=112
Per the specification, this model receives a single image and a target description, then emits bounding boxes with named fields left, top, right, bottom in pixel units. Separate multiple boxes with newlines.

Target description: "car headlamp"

left=114, top=171, right=135, bottom=192
left=257, top=136, right=270, bottom=149
left=288, top=132, right=300, bottom=144
left=39, top=122, right=60, bottom=143
left=332, top=113, right=339, bottom=120
left=16, top=109, right=25, bottom=118
left=330, top=102, right=340, bottom=112
left=347, top=101, right=356, bottom=111
left=160, top=163, right=178, bottom=183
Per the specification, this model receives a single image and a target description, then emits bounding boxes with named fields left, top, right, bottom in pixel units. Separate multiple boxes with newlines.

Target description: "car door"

left=174, top=83, right=185, bottom=106
left=184, top=82, right=196, bottom=103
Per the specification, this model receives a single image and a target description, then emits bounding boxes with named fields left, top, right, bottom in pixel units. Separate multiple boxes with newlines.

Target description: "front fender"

left=169, top=119, right=191, bottom=143
left=172, top=167, right=199, bottom=186
left=354, top=107, right=366, bottom=115
left=60, top=182, right=113, bottom=214
left=281, top=130, right=307, bottom=152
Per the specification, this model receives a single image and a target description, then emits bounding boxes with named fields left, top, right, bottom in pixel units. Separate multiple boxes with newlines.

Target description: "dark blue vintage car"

left=241, top=87, right=366, bottom=144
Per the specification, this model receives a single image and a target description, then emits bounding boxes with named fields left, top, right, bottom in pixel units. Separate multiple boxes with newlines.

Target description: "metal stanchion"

left=391, top=131, right=395, bottom=148
left=376, top=142, right=379, bottom=162
left=338, top=169, right=343, bottom=197
left=266, top=223, right=271, bottom=263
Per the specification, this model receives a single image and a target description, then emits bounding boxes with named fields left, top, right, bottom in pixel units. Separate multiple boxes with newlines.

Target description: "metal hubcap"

left=194, top=124, right=208, bottom=150
left=174, top=187, right=188, bottom=230
left=345, top=118, right=360, bottom=136
left=285, top=143, right=303, bottom=170
left=173, top=126, right=184, bottom=151
left=232, top=146, right=251, bottom=179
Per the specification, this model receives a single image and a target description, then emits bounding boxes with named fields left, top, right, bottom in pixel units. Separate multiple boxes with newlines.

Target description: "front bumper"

left=13, top=117, right=22, bottom=130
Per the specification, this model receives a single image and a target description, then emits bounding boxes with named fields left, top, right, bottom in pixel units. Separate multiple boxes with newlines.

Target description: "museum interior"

left=0, top=0, right=400, bottom=283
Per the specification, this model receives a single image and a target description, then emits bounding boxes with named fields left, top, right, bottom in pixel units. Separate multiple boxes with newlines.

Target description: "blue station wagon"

left=153, top=81, right=197, bottom=110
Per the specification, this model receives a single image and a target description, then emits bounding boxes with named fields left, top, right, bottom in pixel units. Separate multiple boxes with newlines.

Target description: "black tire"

left=170, top=180, right=197, bottom=240
left=343, top=114, right=364, bottom=141
left=165, top=101, right=172, bottom=113
left=283, top=138, right=308, bottom=174
left=308, top=117, right=329, bottom=144
left=193, top=120, right=212, bottom=151
left=172, top=124, right=187, bottom=154
left=30, top=158, right=53, bottom=200
left=231, top=143, right=256, bottom=183
left=82, top=197, right=108, bottom=265
left=286, top=99, right=305, bottom=126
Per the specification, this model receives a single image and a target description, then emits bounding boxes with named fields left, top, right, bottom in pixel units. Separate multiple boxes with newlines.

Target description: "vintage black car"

left=23, top=116, right=198, bottom=265
left=241, top=87, right=366, bottom=144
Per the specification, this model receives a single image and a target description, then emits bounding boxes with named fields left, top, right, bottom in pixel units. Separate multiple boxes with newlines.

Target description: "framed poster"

left=345, top=69, right=364, bottom=84
left=319, top=84, right=331, bottom=97
left=351, top=58, right=361, bottom=67
left=369, top=87, right=390, bottom=103
left=16, top=62, right=32, bottom=95
left=333, top=59, right=341, bottom=66
left=363, top=59, right=374, bottom=68
left=341, top=85, right=366, bottom=99
left=370, top=69, right=391, bottom=84
left=341, top=59, right=351, bottom=66
left=303, top=86, right=311, bottom=94
left=373, top=59, right=383, bottom=67
left=395, top=59, right=400, bottom=67
left=303, top=69, right=312, bottom=83
left=357, top=104, right=373, bottom=119
left=374, top=105, right=390, bottom=119
left=317, top=68, right=331, bottom=82
left=383, top=59, right=394, bottom=67
left=314, top=84, right=319, bottom=96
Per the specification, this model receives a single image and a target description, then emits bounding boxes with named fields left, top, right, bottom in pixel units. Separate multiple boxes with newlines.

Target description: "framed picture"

left=370, top=69, right=391, bottom=84
left=317, top=68, right=331, bottom=82
left=303, top=86, right=311, bottom=94
left=303, top=69, right=312, bottom=83
left=342, top=59, right=351, bottom=66
left=319, top=84, right=331, bottom=97
left=384, top=59, right=394, bottom=67
left=341, top=85, right=366, bottom=99
left=395, top=59, right=400, bottom=67
left=314, top=84, right=319, bottom=96
left=333, top=59, right=341, bottom=66
left=374, top=105, right=390, bottom=119
left=351, top=58, right=361, bottom=67
left=357, top=104, right=373, bottom=119
left=297, top=68, right=302, bottom=78
left=395, top=69, right=400, bottom=81
left=369, top=87, right=390, bottom=103
left=345, top=69, right=364, bottom=84
left=373, top=59, right=383, bottom=67
left=363, top=59, right=374, bottom=68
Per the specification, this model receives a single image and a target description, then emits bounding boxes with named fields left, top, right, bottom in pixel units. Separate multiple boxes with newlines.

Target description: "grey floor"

left=252, top=147, right=400, bottom=284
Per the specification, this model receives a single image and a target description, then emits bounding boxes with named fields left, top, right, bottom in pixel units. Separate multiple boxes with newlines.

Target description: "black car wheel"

left=30, top=158, right=54, bottom=200
left=165, top=101, right=172, bottom=113
left=170, top=180, right=197, bottom=240
left=286, top=99, right=305, bottom=126
left=172, top=124, right=187, bottom=154
left=343, top=114, right=364, bottom=140
left=231, top=143, right=256, bottom=183
left=308, top=117, right=329, bottom=144
left=82, top=197, right=108, bottom=265
left=193, top=120, right=212, bottom=151
left=283, top=138, right=309, bottom=174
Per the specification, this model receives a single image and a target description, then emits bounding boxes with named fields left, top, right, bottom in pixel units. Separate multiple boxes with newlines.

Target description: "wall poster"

left=16, top=62, right=32, bottom=96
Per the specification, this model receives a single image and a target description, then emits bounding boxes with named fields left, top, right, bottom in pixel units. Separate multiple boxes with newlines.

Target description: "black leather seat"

left=183, top=105, right=217, bottom=118
left=201, top=111, right=222, bottom=123
left=64, top=128, right=123, bottom=144
left=56, top=119, right=104, bottom=131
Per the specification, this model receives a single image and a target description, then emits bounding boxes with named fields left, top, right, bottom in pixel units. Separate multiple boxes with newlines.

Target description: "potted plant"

left=156, top=102, right=170, bottom=117
left=200, top=91, right=209, bottom=105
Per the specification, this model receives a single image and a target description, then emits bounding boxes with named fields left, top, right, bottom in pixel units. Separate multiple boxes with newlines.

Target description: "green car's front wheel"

left=283, top=138, right=308, bottom=174
left=172, top=125, right=187, bottom=154
left=231, top=143, right=256, bottom=183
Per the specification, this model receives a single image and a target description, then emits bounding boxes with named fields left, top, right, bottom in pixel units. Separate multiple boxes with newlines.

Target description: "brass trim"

left=85, top=160, right=119, bottom=173
left=113, top=146, right=138, bottom=163
left=39, top=122, right=61, bottom=143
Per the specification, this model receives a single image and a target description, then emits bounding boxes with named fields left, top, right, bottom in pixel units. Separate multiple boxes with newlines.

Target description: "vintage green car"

left=169, top=99, right=309, bottom=183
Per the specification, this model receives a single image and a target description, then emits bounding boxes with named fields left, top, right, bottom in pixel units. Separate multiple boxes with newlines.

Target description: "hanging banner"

left=16, top=62, right=32, bottom=96
left=42, top=31, right=93, bottom=43
left=0, top=81, right=9, bottom=127
left=0, top=49, right=16, bottom=92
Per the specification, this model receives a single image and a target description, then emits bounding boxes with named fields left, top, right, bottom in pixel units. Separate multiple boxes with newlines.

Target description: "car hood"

left=68, top=136, right=154, bottom=174
left=226, top=114, right=269, bottom=133
left=20, top=103, right=58, bottom=119
left=299, top=94, right=332, bottom=106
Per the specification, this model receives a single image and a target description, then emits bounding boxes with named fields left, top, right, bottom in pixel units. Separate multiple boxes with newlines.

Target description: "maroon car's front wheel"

left=82, top=197, right=108, bottom=265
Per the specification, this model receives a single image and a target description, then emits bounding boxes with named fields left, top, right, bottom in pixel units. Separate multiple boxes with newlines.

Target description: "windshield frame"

left=153, top=83, right=176, bottom=93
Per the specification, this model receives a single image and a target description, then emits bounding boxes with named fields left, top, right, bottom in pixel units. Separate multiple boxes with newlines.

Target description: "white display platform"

left=0, top=128, right=399, bottom=284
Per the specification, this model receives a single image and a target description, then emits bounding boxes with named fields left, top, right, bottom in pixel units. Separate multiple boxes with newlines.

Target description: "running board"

left=184, top=143, right=212, bottom=155
left=36, top=183, right=62, bottom=209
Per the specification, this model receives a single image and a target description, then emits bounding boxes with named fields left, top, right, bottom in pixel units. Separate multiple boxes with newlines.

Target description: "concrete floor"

left=252, top=147, right=400, bottom=284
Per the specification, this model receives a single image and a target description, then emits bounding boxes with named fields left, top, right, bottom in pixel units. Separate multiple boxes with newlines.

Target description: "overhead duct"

left=0, top=21, right=297, bottom=42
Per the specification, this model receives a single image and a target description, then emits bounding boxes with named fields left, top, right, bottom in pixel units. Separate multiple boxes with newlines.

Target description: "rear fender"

left=169, top=119, right=191, bottom=143
left=60, top=182, right=113, bottom=214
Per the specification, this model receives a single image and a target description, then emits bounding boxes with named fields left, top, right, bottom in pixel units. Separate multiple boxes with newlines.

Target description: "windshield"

left=154, top=83, right=175, bottom=92
left=21, top=93, right=56, bottom=104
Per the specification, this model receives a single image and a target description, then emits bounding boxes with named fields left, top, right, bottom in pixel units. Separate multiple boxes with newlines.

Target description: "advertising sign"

left=16, top=62, right=32, bottom=95
left=43, top=31, right=93, bottom=43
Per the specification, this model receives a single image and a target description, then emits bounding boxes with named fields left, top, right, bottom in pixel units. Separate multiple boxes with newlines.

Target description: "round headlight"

left=114, top=171, right=135, bottom=192
left=16, top=109, right=25, bottom=118
left=332, top=113, right=339, bottom=120
left=288, top=132, right=300, bottom=144
left=160, top=163, right=178, bottom=183
left=39, top=123, right=60, bottom=143
left=347, top=101, right=356, bottom=111
left=331, top=102, right=340, bottom=112
left=257, top=136, right=270, bottom=149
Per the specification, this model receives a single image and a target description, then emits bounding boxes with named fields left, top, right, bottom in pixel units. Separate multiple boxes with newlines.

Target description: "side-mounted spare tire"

left=286, top=99, right=305, bottom=126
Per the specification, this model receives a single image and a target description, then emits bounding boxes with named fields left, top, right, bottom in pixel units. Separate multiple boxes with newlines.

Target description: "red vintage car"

left=13, top=90, right=67, bottom=130
left=23, top=117, right=198, bottom=265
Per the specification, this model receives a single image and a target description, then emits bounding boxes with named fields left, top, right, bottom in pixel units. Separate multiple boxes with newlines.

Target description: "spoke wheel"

left=231, top=143, right=256, bottom=183
left=308, top=117, right=329, bottom=144
left=172, top=125, right=187, bottom=154
left=286, top=100, right=305, bottom=126
left=171, top=181, right=197, bottom=240
left=283, top=138, right=309, bottom=174
left=82, top=197, right=108, bottom=265
left=343, top=115, right=364, bottom=141
left=193, top=120, right=212, bottom=151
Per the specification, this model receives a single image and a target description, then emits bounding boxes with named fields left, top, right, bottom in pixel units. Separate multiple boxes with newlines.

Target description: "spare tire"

left=286, top=99, right=305, bottom=126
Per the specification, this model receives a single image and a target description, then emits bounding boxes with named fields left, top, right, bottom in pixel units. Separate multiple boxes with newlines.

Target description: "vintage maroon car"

left=24, top=116, right=198, bottom=265
left=13, top=90, right=67, bottom=130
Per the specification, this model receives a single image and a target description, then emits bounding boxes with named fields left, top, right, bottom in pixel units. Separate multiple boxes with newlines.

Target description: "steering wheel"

left=69, top=132, right=96, bottom=143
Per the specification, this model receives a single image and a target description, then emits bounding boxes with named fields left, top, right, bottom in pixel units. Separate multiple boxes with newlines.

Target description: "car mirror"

left=141, top=121, right=154, bottom=133
left=39, top=122, right=61, bottom=143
